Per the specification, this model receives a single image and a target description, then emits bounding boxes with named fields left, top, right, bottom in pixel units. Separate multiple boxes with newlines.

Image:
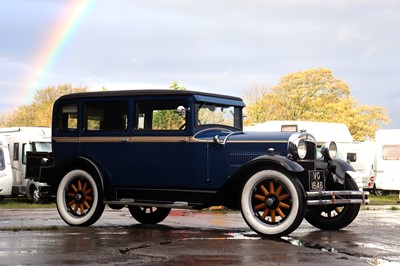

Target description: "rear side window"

left=56, top=104, right=78, bottom=132
left=84, top=101, right=128, bottom=132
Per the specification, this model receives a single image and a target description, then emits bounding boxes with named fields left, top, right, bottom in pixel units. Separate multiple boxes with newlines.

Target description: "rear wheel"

left=240, top=169, right=306, bottom=237
left=128, top=206, right=171, bottom=224
left=56, top=169, right=105, bottom=226
left=305, top=175, right=360, bottom=230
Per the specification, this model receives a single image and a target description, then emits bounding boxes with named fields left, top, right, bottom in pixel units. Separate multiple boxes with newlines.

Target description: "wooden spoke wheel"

left=56, top=169, right=104, bottom=226
left=241, top=169, right=306, bottom=237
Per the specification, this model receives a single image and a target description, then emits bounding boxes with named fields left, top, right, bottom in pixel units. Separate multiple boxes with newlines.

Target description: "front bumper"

left=306, top=190, right=369, bottom=206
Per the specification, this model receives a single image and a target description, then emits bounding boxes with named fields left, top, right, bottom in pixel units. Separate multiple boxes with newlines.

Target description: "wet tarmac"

left=0, top=206, right=399, bottom=265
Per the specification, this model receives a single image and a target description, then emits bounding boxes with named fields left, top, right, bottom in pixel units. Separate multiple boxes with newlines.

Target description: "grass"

left=368, top=193, right=399, bottom=205
left=0, top=197, right=56, bottom=208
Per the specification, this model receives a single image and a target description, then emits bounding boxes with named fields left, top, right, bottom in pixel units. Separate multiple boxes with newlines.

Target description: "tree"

left=244, top=68, right=391, bottom=140
left=0, top=84, right=88, bottom=127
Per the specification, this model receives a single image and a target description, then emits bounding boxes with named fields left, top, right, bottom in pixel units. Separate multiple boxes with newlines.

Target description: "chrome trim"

left=306, top=190, right=369, bottom=206
left=104, top=200, right=197, bottom=209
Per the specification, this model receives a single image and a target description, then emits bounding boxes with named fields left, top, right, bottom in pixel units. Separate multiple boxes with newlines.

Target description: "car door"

left=128, top=97, right=191, bottom=188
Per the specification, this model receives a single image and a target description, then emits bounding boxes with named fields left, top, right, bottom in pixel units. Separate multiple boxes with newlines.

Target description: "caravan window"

left=382, top=144, right=400, bottom=160
left=13, top=143, right=19, bottom=161
left=0, top=148, right=4, bottom=170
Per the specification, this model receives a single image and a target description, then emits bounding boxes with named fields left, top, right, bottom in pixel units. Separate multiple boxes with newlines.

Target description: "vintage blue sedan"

left=27, top=90, right=368, bottom=237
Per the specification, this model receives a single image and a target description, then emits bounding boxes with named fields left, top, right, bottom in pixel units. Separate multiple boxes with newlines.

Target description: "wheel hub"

left=74, top=191, right=85, bottom=204
left=264, top=194, right=279, bottom=209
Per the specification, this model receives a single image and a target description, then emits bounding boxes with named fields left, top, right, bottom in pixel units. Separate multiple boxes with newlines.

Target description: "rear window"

left=56, top=104, right=78, bottom=132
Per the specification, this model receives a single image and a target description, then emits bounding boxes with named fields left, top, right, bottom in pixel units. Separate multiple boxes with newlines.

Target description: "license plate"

left=308, top=170, right=325, bottom=191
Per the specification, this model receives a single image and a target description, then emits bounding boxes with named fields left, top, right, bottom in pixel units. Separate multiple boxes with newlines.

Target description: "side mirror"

left=177, top=106, right=190, bottom=116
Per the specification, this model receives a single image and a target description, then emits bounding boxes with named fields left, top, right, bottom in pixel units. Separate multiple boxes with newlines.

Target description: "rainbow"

left=17, top=0, right=96, bottom=106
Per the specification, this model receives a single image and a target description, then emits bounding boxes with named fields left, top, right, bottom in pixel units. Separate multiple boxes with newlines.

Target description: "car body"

left=27, top=90, right=368, bottom=237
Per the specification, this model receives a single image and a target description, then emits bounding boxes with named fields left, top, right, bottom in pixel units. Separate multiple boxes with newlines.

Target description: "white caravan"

left=0, top=136, right=13, bottom=199
left=0, top=127, right=51, bottom=202
left=345, top=141, right=376, bottom=191
left=244, top=121, right=364, bottom=189
left=374, top=129, right=400, bottom=192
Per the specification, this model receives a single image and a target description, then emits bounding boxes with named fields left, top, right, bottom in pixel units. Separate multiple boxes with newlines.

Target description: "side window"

left=0, top=148, right=4, bottom=171
left=22, top=143, right=32, bottom=165
left=136, top=100, right=186, bottom=131
left=13, top=143, right=19, bottom=161
left=56, top=104, right=78, bottom=132
left=84, top=101, right=128, bottom=132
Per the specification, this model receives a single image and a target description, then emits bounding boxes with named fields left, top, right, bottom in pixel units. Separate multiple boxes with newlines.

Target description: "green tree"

left=244, top=68, right=391, bottom=140
left=0, top=84, right=88, bottom=127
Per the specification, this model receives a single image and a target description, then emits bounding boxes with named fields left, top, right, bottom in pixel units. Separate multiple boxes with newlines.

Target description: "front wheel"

left=240, top=169, right=306, bottom=238
left=128, top=206, right=171, bottom=224
left=56, top=169, right=105, bottom=226
left=305, top=175, right=360, bottom=230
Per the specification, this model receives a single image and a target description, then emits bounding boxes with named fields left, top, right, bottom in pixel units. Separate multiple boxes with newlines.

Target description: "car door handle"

left=119, top=138, right=129, bottom=143
left=179, top=137, right=188, bottom=143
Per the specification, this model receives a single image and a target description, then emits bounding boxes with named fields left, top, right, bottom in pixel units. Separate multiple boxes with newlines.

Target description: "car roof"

left=57, top=89, right=243, bottom=102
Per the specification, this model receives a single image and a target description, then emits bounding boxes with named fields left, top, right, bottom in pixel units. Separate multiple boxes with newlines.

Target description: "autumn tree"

left=244, top=68, right=391, bottom=140
left=0, top=84, right=88, bottom=127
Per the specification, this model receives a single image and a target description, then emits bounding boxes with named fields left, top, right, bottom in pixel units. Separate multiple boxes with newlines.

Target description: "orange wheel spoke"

left=255, top=203, right=266, bottom=210
left=260, top=185, right=269, bottom=196
left=84, top=188, right=92, bottom=195
left=71, top=184, right=78, bottom=193
left=67, top=193, right=76, bottom=198
left=261, top=208, right=270, bottom=220
left=80, top=204, right=84, bottom=214
left=82, top=181, right=88, bottom=191
left=73, top=204, right=79, bottom=214
left=85, top=196, right=93, bottom=202
left=270, top=210, right=276, bottom=223
left=279, top=202, right=290, bottom=209
left=67, top=200, right=76, bottom=207
left=279, top=193, right=289, bottom=201
left=83, top=201, right=90, bottom=209
left=77, top=180, right=82, bottom=190
left=276, top=207, right=285, bottom=219
left=269, top=181, right=275, bottom=194
left=254, top=194, right=265, bottom=201
left=275, top=185, right=283, bottom=196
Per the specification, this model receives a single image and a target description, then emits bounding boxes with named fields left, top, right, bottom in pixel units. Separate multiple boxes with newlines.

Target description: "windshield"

left=195, top=102, right=242, bottom=129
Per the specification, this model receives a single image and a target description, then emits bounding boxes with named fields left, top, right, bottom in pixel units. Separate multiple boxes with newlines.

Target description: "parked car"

left=26, top=90, right=368, bottom=237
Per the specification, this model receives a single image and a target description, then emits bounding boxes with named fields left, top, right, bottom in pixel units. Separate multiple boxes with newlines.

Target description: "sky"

left=1, top=0, right=399, bottom=128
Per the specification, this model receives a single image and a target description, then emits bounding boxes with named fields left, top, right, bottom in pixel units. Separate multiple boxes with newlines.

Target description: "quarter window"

left=56, top=104, right=78, bottom=132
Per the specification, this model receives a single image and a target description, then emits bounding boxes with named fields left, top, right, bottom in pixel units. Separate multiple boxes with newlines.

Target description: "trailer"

left=374, top=129, right=400, bottom=192
left=0, top=127, right=51, bottom=202
left=0, top=136, right=13, bottom=200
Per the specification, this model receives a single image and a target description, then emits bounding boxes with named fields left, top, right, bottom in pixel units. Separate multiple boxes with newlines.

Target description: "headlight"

left=293, top=138, right=307, bottom=159
left=321, top=141, right=337, bottom=161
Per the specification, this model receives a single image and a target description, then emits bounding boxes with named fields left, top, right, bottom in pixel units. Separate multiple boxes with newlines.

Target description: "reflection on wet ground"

left=0, top=207, right=399, bottom=265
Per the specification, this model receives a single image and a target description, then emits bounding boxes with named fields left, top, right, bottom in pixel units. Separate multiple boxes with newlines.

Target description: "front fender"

left=217, top=155, right=304, bottom=210
left=246, top=155, right=305, bottom=173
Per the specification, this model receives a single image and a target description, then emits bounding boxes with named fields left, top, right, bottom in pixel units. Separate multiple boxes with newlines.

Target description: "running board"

left=306, top=190, right=369, bottom=206
left=104, top=199, right=198, bottom=209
